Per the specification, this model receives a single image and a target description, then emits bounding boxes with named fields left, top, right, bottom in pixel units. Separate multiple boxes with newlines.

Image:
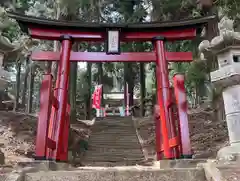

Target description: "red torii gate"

left=8, top=12, right=214, bottom=162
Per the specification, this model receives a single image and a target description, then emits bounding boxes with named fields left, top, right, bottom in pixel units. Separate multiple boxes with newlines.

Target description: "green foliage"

left=3, top=0, right=240, bottom=112
left=186, top=60, right=209, bottom=87
left=216, top=0, right=240, bottom=27
left=2, top=22, right=21, bottom=42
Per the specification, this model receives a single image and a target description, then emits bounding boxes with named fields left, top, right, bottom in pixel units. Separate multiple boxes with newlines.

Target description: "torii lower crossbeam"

left=31, top=51, right=193, bottom=62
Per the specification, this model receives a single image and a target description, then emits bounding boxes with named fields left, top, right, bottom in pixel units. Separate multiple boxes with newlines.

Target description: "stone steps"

left=83, top=116, right=145, bottom=166
left=23, top=168, right=207, bottom=181
left=6, top=159, right=236, bottom=181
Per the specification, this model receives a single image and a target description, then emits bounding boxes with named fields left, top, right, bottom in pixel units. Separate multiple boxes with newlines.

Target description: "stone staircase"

left=1, top=115, right=234, bottom=181
left=83, top=116, right=145, bottom=166
left=4, top=158, right=240, bottom=181
left=1, top=160, right=210, bottom=181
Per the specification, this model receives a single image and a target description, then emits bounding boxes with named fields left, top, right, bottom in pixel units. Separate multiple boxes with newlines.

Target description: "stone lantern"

left=0, top=34, right=14, bottom=89
left=199, top=16, right=240, bottom=160
left=0, top=8, right=24, bottom=90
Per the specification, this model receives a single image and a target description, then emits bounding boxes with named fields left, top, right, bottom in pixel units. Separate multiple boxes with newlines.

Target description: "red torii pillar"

left=37, top=35, right=73, bottom=161
left=153, top=36, right=172, bottom=159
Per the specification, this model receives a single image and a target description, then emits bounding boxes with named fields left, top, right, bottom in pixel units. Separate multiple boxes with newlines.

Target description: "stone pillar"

left=199, top=16, right=240, bottom=160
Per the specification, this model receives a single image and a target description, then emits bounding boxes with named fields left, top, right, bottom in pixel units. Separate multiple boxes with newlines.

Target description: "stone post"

left=199, top=16, right=240, bottom=160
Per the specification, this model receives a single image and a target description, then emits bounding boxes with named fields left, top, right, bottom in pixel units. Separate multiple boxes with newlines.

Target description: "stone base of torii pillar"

left=199, top=16, right=240, bottom=161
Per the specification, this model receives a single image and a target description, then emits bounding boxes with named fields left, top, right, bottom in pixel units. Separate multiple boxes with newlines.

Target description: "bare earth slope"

left=0, top=111, right=36, bottom=165
left=134, top=108, right=229, bottom=160
left=0, top=111, right=91, bottom=166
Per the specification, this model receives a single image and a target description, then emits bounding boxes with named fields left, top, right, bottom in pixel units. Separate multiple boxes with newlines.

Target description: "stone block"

left=157, top=159, right=207, bottom=169
left=17, top=161, right=72, bottom=171
left=24, top=168, right=206, bottom=181
left=1, top=172, right=23, bottom=181
left=25, top=171, right=115, bottom=181
left=114, top=169, right=206, bottom=181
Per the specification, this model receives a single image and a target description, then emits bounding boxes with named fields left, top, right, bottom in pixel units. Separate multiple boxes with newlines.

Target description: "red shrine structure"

left=8, top=12, right=214, bottom=162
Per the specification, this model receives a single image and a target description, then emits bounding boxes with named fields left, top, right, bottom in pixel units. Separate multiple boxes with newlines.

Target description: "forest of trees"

left=0, top=0, right=240, bottom=121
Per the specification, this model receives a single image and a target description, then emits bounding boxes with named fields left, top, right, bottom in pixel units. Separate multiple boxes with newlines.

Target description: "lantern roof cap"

left=199, top=16, right=240, bottom=56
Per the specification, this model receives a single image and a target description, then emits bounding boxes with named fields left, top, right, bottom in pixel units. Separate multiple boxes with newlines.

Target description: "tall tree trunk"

left=129, top=63, right=134, bottom=107
left=0, top=91, right=4, bottom=110
left=205, top=7, right=219, bottom=71
left=51, top=3, right=61, bottom=80
left=124, top=62, right=134, bottom=108
left=140, top=63, right=146, bottom=117
left=69, top=44, right=78, bottom=123
left=27, top=66, right=34, bottom=114
left=200, top=2, right=224, bottom=120
left=98, top=62, right=103, bottom=107
left=86, top=63, right=92, bottom=119
left=14, top=60, right=21, bottom=111
left=69, top=62, right=78, bottom=122
left=52, top=41, right=59, bottom=81
left=21, top=57, right=29, bottom=108
left=124, top=63, right=129, bottom=108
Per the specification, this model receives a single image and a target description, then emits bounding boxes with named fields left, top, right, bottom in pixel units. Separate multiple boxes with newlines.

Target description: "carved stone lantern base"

left=199, top=16, right=240, bottom=162
left=216, top=84, right=240, bottom=161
